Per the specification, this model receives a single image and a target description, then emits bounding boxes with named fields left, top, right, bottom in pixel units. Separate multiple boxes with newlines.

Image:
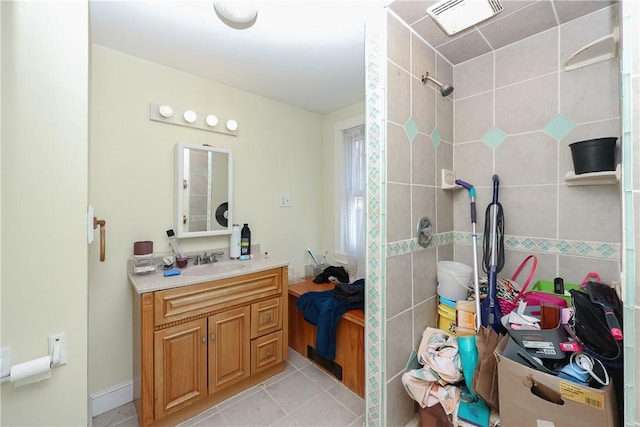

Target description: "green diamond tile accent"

left=431, top=128, right=441, bottom=148
left=482, top=127, right=507, bottom=149
left=522, top=238, right=536, bottom=249
left=544, top=114, right=576, bottom=140
left=405, top=117, right=419, bottom=142
left=556, top=241, right=571, bottom=253
left=596, top=244, right=616, bottom=257
left=506, top=237, right=520, bottom=248
left=576, top=242, right=593, bottom=255
left=538, top=240, right=553, bottom=251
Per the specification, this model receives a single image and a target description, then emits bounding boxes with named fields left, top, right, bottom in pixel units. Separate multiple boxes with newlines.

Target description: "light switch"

left=279, top=193, right=292, bottom=207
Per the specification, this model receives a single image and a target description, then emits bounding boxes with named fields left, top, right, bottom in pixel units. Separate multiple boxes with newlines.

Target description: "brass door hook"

left=93, top=217, right=106, bottom=262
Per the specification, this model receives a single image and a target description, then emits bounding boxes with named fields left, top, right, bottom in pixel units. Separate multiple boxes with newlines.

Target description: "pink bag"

left=497, top=255, right=538, bottom=315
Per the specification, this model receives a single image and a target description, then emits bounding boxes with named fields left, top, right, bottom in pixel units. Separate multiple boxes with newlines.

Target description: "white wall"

left=1, top=1, right=89, bottom=425
left=88, top=45, right=362, bottom=396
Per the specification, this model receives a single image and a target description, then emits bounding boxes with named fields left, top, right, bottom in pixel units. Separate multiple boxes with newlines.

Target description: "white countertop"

left=128, top=254, right=288, bottom=294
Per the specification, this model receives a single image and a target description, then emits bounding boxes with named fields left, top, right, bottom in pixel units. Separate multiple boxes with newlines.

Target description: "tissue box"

left=304, top=264, right=327, bottom=279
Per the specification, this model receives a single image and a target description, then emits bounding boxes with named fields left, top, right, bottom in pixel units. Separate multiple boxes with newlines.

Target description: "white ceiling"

left=89, top=0, right=615, bottom=115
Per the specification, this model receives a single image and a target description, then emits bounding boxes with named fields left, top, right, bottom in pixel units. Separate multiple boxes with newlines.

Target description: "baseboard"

left=90, top=380, right=133, bottom=417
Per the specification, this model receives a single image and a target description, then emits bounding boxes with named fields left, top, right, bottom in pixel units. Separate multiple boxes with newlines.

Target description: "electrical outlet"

left=279, top=193, right=292, bottom=207
left=49, top=333, right=67, bottom=367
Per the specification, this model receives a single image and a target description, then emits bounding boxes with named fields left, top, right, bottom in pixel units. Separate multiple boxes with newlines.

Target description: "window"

left=334, top=116, right=365, bottom=276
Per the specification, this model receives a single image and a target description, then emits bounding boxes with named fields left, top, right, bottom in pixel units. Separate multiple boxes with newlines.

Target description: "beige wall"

left=321, top=102, right=366, bottom=264
left=1, top=1, right=89, bottom=425
left=88, top=45, right=363, bottom=395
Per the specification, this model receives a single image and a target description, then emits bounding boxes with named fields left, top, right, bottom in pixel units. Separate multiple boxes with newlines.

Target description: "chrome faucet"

left=195, top=251, right=225, bottom=264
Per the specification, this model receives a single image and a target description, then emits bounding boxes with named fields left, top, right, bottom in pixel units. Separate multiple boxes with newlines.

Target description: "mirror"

left=175, top=143, right=233, bottom=237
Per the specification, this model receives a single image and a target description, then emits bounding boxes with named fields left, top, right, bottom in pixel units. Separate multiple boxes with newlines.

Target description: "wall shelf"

left=565, top=164, right=621, bottom=186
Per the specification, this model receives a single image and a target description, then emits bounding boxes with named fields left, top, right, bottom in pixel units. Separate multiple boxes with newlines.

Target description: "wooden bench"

left=288, top=278, right=364, bottom=397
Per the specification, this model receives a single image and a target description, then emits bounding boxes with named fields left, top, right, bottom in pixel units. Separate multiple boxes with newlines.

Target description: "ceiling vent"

left=427, top=0, right=503, bottom=36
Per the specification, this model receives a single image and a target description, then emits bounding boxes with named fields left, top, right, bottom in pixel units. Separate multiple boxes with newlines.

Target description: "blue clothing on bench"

left=295, top=282, right=364, bottom=361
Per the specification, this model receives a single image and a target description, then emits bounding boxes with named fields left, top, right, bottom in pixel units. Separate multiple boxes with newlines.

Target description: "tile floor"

left=92, top=348, right=365, bottom=427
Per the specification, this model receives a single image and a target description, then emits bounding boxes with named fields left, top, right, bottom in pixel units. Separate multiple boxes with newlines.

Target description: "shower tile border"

left=386, top=231, right=621, bottom=260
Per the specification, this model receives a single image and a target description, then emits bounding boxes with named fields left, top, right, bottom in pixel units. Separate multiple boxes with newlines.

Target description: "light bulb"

left=226, top=119, right=238, bottom=131
left=158, top=105, right=173, bottom=118
left=206, top=114, right=219, bottom=127
left=183, top=110, right=197, bottom=123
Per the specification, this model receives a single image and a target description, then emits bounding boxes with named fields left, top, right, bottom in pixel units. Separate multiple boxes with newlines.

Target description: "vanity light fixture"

left=206, top=114, right=219, bottom=127
left=183, top=110, right=197, bottom=123
left=213, top=2, right=258, bottom=30
left=226, top=119, right=238, bottom=131
left=158, top=104, right=174, bottom=118
left=149, top=103, right=239, bottom=136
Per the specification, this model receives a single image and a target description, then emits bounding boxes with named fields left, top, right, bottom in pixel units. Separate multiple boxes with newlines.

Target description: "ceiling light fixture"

left=213, top=2, right=258, bottom=30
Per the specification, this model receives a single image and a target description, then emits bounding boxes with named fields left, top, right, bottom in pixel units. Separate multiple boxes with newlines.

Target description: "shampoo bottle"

left=230, top=224, right=241, bottom=259
left=241, top=223, right=251, bottom=256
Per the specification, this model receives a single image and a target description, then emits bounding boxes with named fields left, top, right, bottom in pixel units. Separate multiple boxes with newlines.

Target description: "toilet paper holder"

left=0, top=333, right=66, bottom=386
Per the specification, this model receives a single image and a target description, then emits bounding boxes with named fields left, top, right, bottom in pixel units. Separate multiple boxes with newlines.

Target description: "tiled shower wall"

left=452, top=5, right=622, bottom=285
left=382, top=5, right=627, bottom=427
left=621, top=1, right=639, bottom=425
left=384, top=12, right=454, bottom=427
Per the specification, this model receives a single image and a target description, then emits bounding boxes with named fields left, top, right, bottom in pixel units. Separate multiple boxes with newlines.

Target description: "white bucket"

left=437, top=261, right=473, bottom=301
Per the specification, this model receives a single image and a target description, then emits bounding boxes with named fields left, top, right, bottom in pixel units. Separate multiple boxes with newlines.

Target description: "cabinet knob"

left=202, top=336, right=207, bottom=343
left=210, top=334, right=216, bottom=341
left=266, top=351, right=272, bottom=356
left=266, top=315, right=272, bottom=321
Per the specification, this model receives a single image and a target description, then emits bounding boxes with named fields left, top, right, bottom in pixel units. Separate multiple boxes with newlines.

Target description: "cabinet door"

left=250, top=297, right=282, bottom=338
left=251, top=330, right=283, bottom=374
left=154, top=318, right=207, bottom=419
left=208, top=306, right=251, bottom=394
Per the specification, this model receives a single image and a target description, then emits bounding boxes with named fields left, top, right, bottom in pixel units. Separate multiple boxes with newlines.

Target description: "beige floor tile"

left=300, top=364, right=340, bottom=390
left=288, top=391, right=357, bottom=426
left=266, top=371, right=323, bottom=412
left=92, top=348, right=362, bottom=427
left=269, top=414, right=298, bottom=426
left=92, top=402, right=137, bottom=427
left=286, top=348, right=311, bottom=369
left=220, top=389, right=284, bottom=427
left=326, top=383, right=364, bottom=417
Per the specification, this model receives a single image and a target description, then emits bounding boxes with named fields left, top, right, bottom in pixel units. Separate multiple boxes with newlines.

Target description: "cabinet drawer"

left=154, top=269, right=282, bottom=326
left=250, top=297, right=282, bottom=338
left=251, top=330, right=282, bottom=374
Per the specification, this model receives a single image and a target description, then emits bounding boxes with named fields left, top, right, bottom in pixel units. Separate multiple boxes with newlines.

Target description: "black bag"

left=569, top=289, right=622, bottom=365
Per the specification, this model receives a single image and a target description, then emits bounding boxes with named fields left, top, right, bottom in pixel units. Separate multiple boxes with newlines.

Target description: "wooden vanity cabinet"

left=133, top=266, right=288, bottom=427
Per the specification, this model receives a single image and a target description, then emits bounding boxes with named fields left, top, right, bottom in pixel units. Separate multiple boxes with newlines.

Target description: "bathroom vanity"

left=129, top=256, right=288, bottom=426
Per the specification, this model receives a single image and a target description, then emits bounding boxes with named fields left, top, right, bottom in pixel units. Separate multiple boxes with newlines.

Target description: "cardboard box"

left=495, top=337, right=618, bottom=427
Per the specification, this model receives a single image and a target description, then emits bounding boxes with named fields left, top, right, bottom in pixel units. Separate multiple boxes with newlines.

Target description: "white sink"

left=182, top=261, right=248, bottom=277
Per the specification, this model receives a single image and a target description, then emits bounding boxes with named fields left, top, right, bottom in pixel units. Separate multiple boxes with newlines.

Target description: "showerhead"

left=421, top=72, right=454, bottom=97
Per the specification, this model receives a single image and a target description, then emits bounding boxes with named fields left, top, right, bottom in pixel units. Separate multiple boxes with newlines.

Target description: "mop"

left=480, top=175, right=503, bottom=333
left=455, top=179, right=482, bottom=332
left=455, top=179, right=489, bottom=427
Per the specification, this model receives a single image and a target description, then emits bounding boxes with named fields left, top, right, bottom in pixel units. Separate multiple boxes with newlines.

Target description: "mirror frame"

left=175, top=142, right=233, bottom=238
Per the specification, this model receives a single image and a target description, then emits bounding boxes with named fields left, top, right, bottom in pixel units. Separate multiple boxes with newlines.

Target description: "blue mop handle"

left=492, top=174, right=500, bottom=202
left=455, top=180, right=476, bottom=223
